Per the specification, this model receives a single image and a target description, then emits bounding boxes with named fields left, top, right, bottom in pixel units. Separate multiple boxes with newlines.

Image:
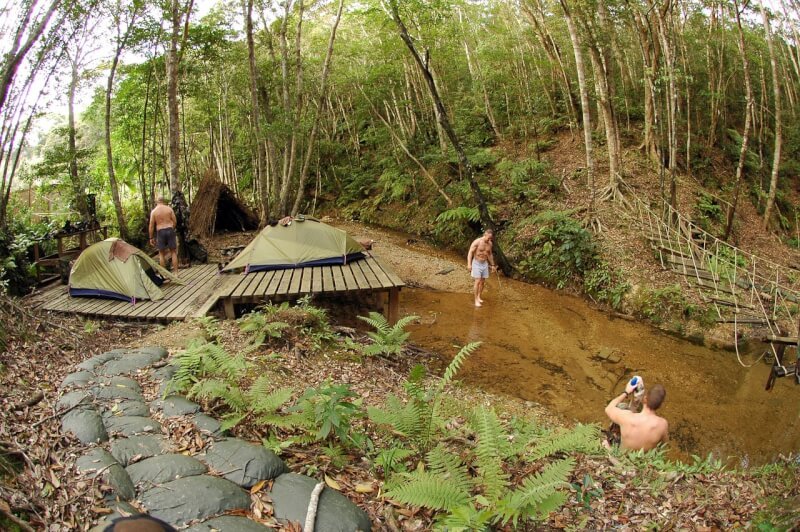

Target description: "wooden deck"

left=29, top=255, right=404, bottom=322
left=214, top=255, right=404, bottom=320
left=33, top=264, right=221, bottom=321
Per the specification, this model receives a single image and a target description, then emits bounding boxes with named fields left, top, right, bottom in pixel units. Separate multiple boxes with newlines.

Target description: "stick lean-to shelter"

left=222, top=216, right=365, bottom=273
left=69, top=238, right=181, bottom=302
left=188, top=176, right=259, bottom=238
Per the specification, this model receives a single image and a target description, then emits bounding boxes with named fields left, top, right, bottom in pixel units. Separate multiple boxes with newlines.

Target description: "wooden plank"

left=363, top=257, right=393, bottom=288
left=332, top=265, right=346, bottom=292
left=241, top=272, right=269, bottom=297
left=127, top=264, right=210, bottom=319
left=275, top=269, right=294, bottom=296
left=250, top=270, right=277, bottom=300
left=263, top=269, right=286, bottom=298
left=349, top=261, right=370, bottom=290
left=161, top=266, right=221, bottom=319
left=311, top=267, right=323, bottom=293
left=340, top=264, right=358, bottom=291
left=193, top=271, right=240, bottom=318
left=321, top=266, right=334, bottom=292
left=289, top=267, right=303, bottom=295
left=371, top=257, right=404, bottom=287
left=355, top=260, right=380, bottom=289
left=299, top=267, right=312, bottom=294
left=764, top=335, right=798, bottom=345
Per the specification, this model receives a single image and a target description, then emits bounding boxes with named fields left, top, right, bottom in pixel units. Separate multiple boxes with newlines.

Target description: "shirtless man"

left=467, top=229, right=497, bottom=307
left=605, top=383, right=669, bottom=451
left=149, top=196, right=179, bottom=275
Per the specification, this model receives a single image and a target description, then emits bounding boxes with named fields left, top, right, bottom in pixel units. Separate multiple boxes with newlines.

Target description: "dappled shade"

left=189, top=176, right=259, bottom=238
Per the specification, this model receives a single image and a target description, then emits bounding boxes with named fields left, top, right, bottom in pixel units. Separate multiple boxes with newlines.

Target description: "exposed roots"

left=599, top=183, right=632, bottom=209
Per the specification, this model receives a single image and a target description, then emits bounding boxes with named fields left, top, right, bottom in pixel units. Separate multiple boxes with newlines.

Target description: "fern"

left=436, top=206, right=481, bottom=224
left=495, top=457, right=575, bottom=525
left=166, top=340, right=247, bottom=396
left=528, top=423, right=600, bottom=461
left=468, top=407, right=511, bottom=501
left=358, top=312, right=418, bottom=357
left=188, top=378, right=247, bottom=411
left=440, top=342, right=482, bottom=389
left=385, top=470, right=472, bottom=511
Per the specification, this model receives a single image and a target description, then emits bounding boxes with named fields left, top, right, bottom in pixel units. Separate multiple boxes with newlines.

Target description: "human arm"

left=489, top=249, right=497, bottom=272
left=170, top=208, right=177, bottom=227
left=148, top=211, right=156, bottom=242
left=604, top=381, right=637, bottom=424
left=467, top=239, right=477, bottom=270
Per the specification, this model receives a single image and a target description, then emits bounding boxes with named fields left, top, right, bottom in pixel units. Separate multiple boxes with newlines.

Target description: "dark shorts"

left=156, top=227, right=177, bottom=251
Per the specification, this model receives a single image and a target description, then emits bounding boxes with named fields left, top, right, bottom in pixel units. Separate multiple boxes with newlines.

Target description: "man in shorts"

left=149, top=195, right=179, bottom=275
left=467, top=229, right=497, bottom=307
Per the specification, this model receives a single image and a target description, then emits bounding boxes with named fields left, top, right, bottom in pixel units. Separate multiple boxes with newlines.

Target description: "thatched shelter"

left=189, top=176, right=259, bottom=237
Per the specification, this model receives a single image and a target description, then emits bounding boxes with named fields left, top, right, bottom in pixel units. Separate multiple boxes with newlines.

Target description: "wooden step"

left=703, top=296, right=756, bottom=311
left=665, top=255, right=703, bottom=268
left=670, top=266, right=718, bottom=281
left=692, top=278, right=735, bottom=295
left=715, top=316, right=769, bottom=325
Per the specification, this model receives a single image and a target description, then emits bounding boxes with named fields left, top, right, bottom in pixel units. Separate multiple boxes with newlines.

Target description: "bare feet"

left=478, top=297, right=484, bottom=304
left=475, top=300, right=482, bottom=307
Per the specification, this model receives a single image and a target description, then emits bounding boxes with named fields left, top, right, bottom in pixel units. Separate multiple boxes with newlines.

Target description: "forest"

left=1, top=0, right=800, bottom=530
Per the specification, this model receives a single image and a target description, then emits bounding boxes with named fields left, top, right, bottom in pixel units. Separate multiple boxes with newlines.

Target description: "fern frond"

left=391, top=314, right=418, bottom=331
left=496, top=457, right=574, bottom=525
left=188, top=378, right=247, bottom=412
left=469, top=407, right=511, bottom=500
left=249, top=386, right=294, bottom=415
left=385, top=471, right=471, bottom=511
left=441, top=342, right=481, bottom=386
left=528, top=423, right=600, bottom=461
left=435, top=504, right=493, bottom=531
left=357, top=312, right=391, bottom=334
left=426, top=445, right=472, bottom=493
left=220, top=412, right=247, bottom=431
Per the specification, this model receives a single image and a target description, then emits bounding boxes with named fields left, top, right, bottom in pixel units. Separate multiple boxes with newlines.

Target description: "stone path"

left=58, top=346, right=371, bottom=531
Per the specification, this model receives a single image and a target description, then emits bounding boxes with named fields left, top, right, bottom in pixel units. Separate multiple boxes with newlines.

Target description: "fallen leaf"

left=324, top=473, right=341, bottom=490
left=251, top=479, right=267, bottom=494
left=355, top=481, right=375, bottom=493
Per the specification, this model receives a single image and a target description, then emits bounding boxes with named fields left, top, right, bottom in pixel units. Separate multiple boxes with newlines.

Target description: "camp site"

left=1, top=0, right=799, bottom=530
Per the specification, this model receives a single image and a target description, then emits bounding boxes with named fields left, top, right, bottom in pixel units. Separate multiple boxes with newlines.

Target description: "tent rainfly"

left=69, top=238, right=181, bottom=302
left=222, top=216, right=365, bottom=273
left=189, top=176, right=259, bottom=237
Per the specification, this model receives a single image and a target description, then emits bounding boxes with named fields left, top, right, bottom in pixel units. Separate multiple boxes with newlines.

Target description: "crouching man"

left=604, top=382, right=669, bottom=451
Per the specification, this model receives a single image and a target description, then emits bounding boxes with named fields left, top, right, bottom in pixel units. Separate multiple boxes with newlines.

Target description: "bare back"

left=150, top=204, right=176, bottom=231
left=619, top=411, right=669, bottom=451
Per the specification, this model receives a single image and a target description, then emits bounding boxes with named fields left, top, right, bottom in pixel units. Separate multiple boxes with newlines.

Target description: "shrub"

left=629, top=285, right=690, bottom=325
left=583, top=262, right=630, bottom=310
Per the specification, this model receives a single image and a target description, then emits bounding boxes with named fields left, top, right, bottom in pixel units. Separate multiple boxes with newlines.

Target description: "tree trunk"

left=725, top=0, right=755, bottom=240
left=559, top=0, right=597, bottom=229
left=68, top=59, right=89, bottom=221
left=244, top=0, right=269, bottom=225
left=388, top=0, right=511, bottom=275
left=292, top=0, right=344, bottom=216
left=760, top=0, right=783, bottom=230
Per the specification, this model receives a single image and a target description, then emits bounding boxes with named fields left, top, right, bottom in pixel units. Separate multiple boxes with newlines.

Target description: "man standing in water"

left=605, top=382, right=669, bottom=451
left=149, top=195, right=179, bottom=275
left=467, top=229, right=497, bottom=307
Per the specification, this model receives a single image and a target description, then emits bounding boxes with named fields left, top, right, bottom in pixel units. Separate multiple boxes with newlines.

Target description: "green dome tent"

left=69, top=238, right=180, bottom=302
left=222, top=216, right=365, bottom=273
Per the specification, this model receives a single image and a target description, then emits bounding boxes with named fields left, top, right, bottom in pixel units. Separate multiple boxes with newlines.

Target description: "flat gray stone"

left=270, top=473, right=371, bottom=532
left=185, top=516, right=272, bottom=531
left=77, top=351, right=124, bottom=371
left=98, top=376, right=142, bottom=393
left=61, top=371, right=95, bottom=389
left=192, top=413, right=226, bottom=436
left=62, top=407, right=108, bottom=444
left=104, top=416, right=160, bottom=437
left=158, top=396, right=200, bottom=417
left=56, top=390, right=92, bottom=411
left=92, top=383, right=143, bottom=402
left=126, top=454, right=207, bottom=486
left=129, top=346, right=169, bottom=362
left=110, top=435, right=169, bottom=466
left=138, top=475, right=251, bottom=527
left=203, top=439, right=287, bottom=488
left=151, top=364, right=178, bottom=383
left=104, top=400, right=150, bottom=418
left=95, top=355, right=153, bottom=377
left=75, top=449, right=135, bottom=501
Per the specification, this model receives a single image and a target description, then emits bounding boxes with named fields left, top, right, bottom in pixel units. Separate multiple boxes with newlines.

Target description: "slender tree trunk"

left=244, top=0, right=269, bottom=224
left=68, top=59, right=89, bottom=220
left=559, top=0, right=597, bottom=229
left=760, top=0, right=783, bottom=230
left=387, top=0, right=511, bottom=275
left=292, top=0, right=344, bottom=216
left=725, top=0, right=755, bottom=240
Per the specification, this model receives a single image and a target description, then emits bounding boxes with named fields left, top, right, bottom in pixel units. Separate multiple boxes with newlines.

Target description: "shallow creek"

left=390, top=257, right=799, bottom=465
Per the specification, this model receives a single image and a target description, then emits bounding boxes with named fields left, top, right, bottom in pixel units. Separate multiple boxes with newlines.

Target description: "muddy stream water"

left=348, top=223, right=800, bottom=465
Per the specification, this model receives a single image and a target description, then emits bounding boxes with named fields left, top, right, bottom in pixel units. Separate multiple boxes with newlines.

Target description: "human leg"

left=158, top=250, right=167, bottom=268
left=473, top=278, right=482, bottom=307
left=171, top=248, right=178, bottom=274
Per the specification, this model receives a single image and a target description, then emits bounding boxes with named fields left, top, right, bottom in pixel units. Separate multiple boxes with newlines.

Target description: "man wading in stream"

left=467, top=229, right=497, bottom=307
left=605, top=382, right=669, bottom=451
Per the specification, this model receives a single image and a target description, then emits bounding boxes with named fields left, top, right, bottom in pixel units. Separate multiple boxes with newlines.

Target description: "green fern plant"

left=238, top=310, right=290, bottom=347
left=290, top=380, right=365, bottom=447
left=386, top=405, right=582, bottom=528
left=368, top=342, right=481, bottom=451
left=357, top=312, right=418, bottom=357
left=166, top=340, right=248, bottom=396
left=193, top=316, right=222, bottom=342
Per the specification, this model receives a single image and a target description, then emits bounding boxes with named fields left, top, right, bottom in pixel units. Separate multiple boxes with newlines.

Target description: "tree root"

left=599, top=183, right=632, bottom=209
